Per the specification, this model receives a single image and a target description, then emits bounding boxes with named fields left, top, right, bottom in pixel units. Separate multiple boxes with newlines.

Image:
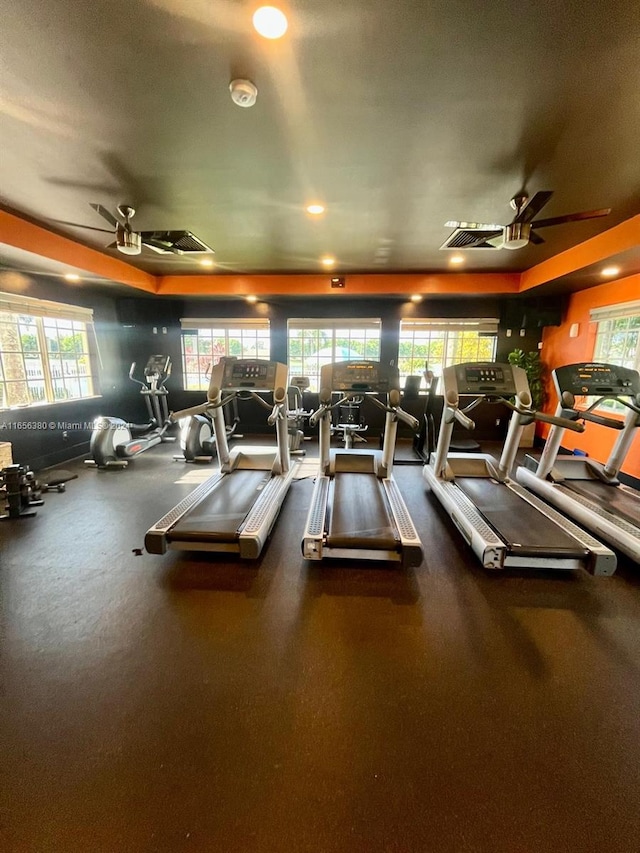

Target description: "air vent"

left=440, top=228, right=503, bottom=250
left=140, top=231, right=215, bottom=254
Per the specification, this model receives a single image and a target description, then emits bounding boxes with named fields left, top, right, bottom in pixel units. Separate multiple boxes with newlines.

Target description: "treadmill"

left=423, top=362, right=616, bottom=575
left=301, top=361, right=423, bottom=567
left=517, top=362, right=640, bottom=563
left=145, top=358, right=301, bottom=559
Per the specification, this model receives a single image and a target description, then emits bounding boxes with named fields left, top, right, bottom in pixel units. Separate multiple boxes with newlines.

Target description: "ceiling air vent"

left=440, top=228, right=504, bottom=250
left=141, top=231, right=215, bottom=254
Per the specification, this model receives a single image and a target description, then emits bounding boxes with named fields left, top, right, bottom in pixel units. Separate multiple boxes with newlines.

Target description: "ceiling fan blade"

left=105, top=241, right=117, bottom=249
left=532, top=208, right=612, bottom=228
left=141, top=235, right=178, bottom=254
left=512, top=190, right=553, bottom=224
left=50, top=219, right=113, bottom=233
left=89, top=203, right=119, bottom=228
left=529, top=230, right=545, bottom=245
left=444, top=220, right=503, bottom=230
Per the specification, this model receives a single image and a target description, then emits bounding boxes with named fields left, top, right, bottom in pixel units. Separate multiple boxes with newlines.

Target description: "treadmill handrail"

left=367, top=394, right=420, bottom=431
left=308, top=392, right=355, bottom=427
left=577, top=409, right=625, bottom=430
left=453, top=408, right=476, bottom=431
left=170, top=391, right=236, bottom=423
left=501, top=397, right=585, bottom=434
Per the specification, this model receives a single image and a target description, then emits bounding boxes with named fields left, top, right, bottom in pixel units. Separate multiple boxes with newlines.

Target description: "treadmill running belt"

left=563, top=480, right=640, bottom=527
left=327, top=472, right=398, bottom=550
left=170, top=470, right=271, bottom=541
left=457, top=478, right=589, bottom=558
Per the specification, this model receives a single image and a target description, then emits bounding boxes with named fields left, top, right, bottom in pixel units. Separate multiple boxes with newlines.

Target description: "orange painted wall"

left=540, top=273, right=640, bottom=479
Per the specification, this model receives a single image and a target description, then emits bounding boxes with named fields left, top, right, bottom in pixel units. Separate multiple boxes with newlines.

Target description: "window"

left=590, top=300, right=640, bottom=412
left=180, top=318, right=271, bottom=390
left=398, top=318, right=499, bottom=382
left=287, top=319, right=382, bottom=392
left=0, top=292, right=95, bottom=409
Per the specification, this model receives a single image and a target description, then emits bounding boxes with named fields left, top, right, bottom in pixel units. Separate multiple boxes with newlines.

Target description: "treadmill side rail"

left=424, top=468, right=507, bottom=569
left=238, top=463, right=300, bottom=558
left=517, top=466, right=637, bottom=567
left=381, top=479, right=423, bottom=567
left=302, top=475, right=331, bottom=560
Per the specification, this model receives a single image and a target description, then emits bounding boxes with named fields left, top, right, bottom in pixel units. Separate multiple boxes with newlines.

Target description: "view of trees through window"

left=398, top=321, right=497, bottom=383
left=181, top=325, right=270, bottom=390
left=593, top=313, right=640, bottom=412
left=0, top=312, right=94, bottom=408
left=288, top=322, right=381, bottom=391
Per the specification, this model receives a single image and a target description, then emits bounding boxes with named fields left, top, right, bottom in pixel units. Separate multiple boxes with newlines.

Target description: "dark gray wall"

left=2, top=283, right=557, bottom=469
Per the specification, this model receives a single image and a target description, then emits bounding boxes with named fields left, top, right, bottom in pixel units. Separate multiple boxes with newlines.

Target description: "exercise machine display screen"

left=465, top=366, right=505, bottom=385
left=454, top=363, right=518, bottom=395
left=555, top=363, right=639, bottom=396
left=326, top=361, right=396, bottom=392
left=220, top=359, right=280, bottom=390
left=144, top=355, right=169, bottom=375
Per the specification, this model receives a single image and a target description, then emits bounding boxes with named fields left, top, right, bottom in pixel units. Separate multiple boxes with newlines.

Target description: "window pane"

left=181, top=323, right=272, bottom=390
left=287, top=321, right=381, bottom=392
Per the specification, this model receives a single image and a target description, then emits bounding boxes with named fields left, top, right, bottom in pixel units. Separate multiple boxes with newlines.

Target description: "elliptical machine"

left=174, top=395, right=242, bottom=464
left=85, top=355, right=176, bottom=470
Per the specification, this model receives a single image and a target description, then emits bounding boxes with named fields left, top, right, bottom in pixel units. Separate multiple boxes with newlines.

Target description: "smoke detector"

left=229, top=79, right=258, bottom=108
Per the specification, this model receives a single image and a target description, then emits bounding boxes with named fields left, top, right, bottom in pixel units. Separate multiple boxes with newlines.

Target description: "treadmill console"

left=217, top=358, right=288, bottom=391
left=553, top=363, right=640, bottom=396
left=321, top=360, right=399, bottom=393
left=452, top=362, right=519, bottom=395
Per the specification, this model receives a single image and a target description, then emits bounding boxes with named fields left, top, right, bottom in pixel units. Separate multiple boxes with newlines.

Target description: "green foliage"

left=507, top=348, right=546, bottom=409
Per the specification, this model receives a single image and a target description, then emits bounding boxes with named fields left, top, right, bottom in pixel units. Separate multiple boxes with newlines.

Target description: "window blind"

left=589, top=301, right=640, bottom=322
left=400, top=318, right=499, bottom=334
left=0, top=291, right=94, bottom=322
left=180, top=317, right=270, bottom=331
left=288, top=318, right=381, bottom=331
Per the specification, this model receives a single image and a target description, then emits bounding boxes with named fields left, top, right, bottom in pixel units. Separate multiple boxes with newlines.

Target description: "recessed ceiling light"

left=601, top=265, right=620, bottom=277
left=306, top=204, right=325, bottom=216
left=200, top=258, right=214, bottom=268
left=253, top=6, right=288, bottom=39
left=410, top=295, right=423, bottom=303
left=246, top=295, right=258, bottom=304
left=64, top=273, right=81, bottom=282
left=449, top=254, right=465, bottom=265
left=321, top=256, right=335, bottom=267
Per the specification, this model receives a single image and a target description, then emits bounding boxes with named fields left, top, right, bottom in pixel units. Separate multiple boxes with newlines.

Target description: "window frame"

left=589, top=301, right=640, bottom=413
left=0, top=292, right=97, bottom=410
left=287, top=318, right=382, bottom=392
left=180, top=317, right=271, bottom=391
left=398, top=318, right=499, bottom=383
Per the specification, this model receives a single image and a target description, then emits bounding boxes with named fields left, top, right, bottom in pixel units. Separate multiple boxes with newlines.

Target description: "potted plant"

left=507, top=348, right=547, bottom=447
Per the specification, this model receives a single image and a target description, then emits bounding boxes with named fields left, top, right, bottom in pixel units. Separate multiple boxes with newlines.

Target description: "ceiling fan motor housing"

left=116, top=224, right=142, bottom=255
left=503, top=222, right=531, bottom=250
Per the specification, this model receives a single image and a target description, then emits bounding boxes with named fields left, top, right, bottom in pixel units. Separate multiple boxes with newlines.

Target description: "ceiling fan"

left=440, top=191, right=611, bottom=251
left=71, top=203, right=215, bottom=257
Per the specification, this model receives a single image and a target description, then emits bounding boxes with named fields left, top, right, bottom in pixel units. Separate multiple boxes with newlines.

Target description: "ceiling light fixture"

left=306, top=204, right=325, bottom=216
left=321, top=256, right=335, bottom=268
left=601, top=265, right=621, bottom=277
left=410, top=295, right=423, bottom=303
left=246, top=295, right=258, bottom=304
left=449, top=254, right=465, bottom=265
left=64, top=273, right=81, bottom=282
left=200, top=258, right=214, bottom=268
left=253, top=6, right=288, bottom=39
